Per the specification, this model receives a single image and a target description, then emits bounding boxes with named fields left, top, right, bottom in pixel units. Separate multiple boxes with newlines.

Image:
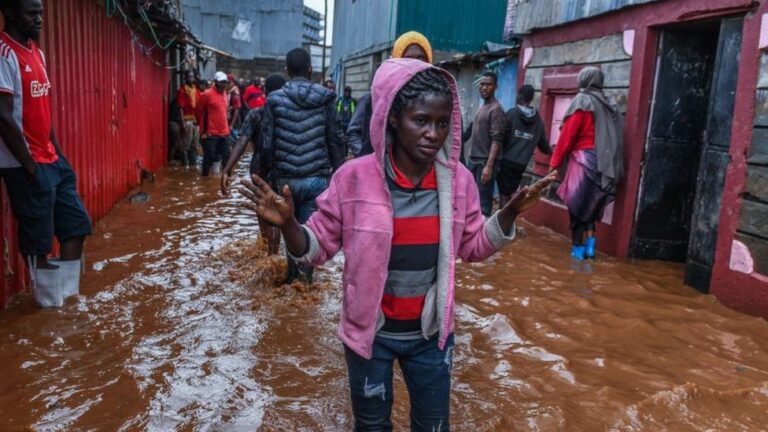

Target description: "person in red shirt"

left=549, top=66, right=624, bottom=260
left=0, top=0, right=92, bottom=307
left=175, top=70, right=201, bottom=166
left=242, top=78, right=266, bottom=110
left=197, top=71, right=231, bottom=176
left=226, top=73, right=241, bottom=131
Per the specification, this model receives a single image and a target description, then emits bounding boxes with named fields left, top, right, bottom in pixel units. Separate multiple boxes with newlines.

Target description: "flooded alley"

left=1, top=162, right=768, bottom=432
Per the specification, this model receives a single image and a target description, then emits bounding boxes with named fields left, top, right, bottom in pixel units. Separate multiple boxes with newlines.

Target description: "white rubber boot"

left=29, top=257, right=63, bottom=308
left=51, top=258, right=82, bottom=299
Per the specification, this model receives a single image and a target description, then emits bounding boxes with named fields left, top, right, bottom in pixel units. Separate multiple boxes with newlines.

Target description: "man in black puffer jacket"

left=260, top=47, right=343, bottom=283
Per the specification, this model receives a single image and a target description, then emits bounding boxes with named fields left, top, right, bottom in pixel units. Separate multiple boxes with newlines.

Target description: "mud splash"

left=1, top=160, right=767, bottom=431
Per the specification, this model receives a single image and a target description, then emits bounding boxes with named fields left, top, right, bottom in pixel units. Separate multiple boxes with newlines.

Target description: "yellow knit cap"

left=391, top=31, right=433, bottom=64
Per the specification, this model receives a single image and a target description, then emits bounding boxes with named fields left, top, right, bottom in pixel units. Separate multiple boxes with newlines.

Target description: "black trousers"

left=570, top=212, right=596, bottom=246
left=202, top=136, right=230, bottom=176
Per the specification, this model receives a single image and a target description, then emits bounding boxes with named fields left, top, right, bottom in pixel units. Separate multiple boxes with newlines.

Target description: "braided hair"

left=389, top=68, right=453, bottom=122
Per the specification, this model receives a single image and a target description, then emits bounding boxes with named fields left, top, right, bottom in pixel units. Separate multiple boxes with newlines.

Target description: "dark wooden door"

left=685, top=17, right=744, bottom=293
left=632, top=29, right=719, bottom=261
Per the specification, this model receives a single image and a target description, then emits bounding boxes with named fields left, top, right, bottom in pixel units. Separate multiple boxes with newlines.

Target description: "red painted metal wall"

left=0, top=0, right=169, bottom=307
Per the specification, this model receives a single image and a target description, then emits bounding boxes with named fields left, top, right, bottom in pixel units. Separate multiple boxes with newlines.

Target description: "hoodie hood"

left=515, top=104, right=538, bottom=124
left=369, top=58, right=462, bottom=172
left=282, top=78, right=336, bottom=109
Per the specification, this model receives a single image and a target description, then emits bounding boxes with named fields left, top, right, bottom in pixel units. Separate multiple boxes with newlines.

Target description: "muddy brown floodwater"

left=1, top=160, right=768, bottom=431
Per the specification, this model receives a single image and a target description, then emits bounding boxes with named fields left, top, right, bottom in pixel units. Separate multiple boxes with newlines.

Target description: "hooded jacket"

left=503, top=105, right=550, bottom=169
left=290, top=59, right=516, bottom=359
left=346, top=92, right=373, bottom=157
left=261, top=77, right=342, bottom=179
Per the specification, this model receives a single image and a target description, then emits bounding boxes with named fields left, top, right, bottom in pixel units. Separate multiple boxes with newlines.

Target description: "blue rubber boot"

left=571, top=245, right=586, bottom=261
left=585, top=237, right=596, bottom=259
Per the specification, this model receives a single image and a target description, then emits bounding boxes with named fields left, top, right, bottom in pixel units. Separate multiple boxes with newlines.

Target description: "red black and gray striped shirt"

left=378, top=151, right=439, bottom=340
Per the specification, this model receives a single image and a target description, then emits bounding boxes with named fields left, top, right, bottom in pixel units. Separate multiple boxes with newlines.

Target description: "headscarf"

left=392, top=31, right=433, bottom=64
left=563, top=66, right=624, bottom=193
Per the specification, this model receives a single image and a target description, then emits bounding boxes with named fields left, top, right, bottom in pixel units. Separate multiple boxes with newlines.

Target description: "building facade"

left=514, top=0, right=768, bottom=318
left=303, top=5, right=323, bottom=44
left=179, top=0, right=305, bottom=77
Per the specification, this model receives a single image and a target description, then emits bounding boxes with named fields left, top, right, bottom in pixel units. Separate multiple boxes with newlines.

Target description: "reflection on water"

left=1, top=160, right=767, bottom=431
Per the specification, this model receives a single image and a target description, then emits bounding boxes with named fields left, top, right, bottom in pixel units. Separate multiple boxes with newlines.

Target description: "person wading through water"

left=176, top=70, right=201, bottom=167
left=221, top=74, right=287, bottom=255
left=240, top=59, right=557, bottom=431
left=0, top=0, right=92, bottom=307
left=347, top=31, right=433, bottom=158
left=197, top=71, right=232, bottom=177
left=549, top=66, right=624, bottom=260
left=259, top=47, right=343, bottom=283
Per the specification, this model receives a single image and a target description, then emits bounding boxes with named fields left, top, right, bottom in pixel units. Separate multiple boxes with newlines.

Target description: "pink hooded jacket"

left=293, top=59, right=515, bottom=359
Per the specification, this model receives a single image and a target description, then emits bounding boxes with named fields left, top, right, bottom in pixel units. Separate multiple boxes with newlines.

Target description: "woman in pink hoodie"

left=241, top=59, right=556, bottom=431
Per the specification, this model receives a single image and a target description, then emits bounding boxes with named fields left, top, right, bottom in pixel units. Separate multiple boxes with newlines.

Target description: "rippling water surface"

left=1, top=161, right=767, bottom=431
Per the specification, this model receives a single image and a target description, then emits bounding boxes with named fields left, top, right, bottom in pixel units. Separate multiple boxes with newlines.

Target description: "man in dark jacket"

left=499, top=84, right=550, bottom=206
left=260, top=47, right=343, bottom=283
left=346, top=92, right=373, bottom=157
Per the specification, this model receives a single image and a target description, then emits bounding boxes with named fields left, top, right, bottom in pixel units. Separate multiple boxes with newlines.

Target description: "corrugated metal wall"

left=396, top=0, right=507, bottom=53
left=330, top=0, right=398, bottom=70
left=42, top=0, right=169, bottom=219
left=0, top=0, right=169, bottom=307
left=444, top=63, right=485, bottom=126
left=513, top=0, right=663, bottom=34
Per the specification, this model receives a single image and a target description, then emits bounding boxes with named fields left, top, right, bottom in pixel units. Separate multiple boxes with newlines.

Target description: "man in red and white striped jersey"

left=0, top=0, right=92, bottom=307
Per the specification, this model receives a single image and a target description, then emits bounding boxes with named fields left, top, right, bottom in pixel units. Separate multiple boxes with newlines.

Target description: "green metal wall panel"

left=396, top=0, right=507, bottom=53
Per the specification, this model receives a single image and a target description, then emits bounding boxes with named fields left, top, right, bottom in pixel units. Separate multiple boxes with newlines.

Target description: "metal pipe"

left=321, top=0, right=328, bottom=81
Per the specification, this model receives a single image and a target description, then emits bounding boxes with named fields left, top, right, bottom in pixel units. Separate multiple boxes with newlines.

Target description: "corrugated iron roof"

left=513, top=0, right=665, bottom=34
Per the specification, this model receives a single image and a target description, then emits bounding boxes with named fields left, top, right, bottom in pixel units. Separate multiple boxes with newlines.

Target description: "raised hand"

left=239, top=174, right=295, bottom=227
left=505, top=170, right=558, bottom=215
left=496, top=170, right=558, bottom=233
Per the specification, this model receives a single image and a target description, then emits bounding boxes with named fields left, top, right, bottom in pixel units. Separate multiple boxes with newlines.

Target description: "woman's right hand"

left=239, top=174, right=295, bottom=227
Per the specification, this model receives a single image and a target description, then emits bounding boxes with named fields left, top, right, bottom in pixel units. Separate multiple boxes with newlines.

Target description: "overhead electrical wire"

left=104, top=0, right=186, bottom=70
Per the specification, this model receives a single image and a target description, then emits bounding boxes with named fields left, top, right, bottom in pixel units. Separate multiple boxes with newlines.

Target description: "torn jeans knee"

left=363, top=377, right=386, bottom=401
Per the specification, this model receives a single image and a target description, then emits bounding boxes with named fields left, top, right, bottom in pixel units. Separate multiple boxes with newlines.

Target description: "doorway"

left=632, top=17, right=744, bottom=293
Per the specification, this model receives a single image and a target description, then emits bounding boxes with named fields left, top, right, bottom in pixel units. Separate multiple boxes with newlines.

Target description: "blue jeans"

left=275, top=176, right=329, bottom=282
left=344, top=334, right=454, bottom=431
left=468, top=159, right=495, bottom=217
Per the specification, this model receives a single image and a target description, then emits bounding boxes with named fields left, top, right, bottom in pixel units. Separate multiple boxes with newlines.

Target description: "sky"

left=304, top=0, right=335, bottom=44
